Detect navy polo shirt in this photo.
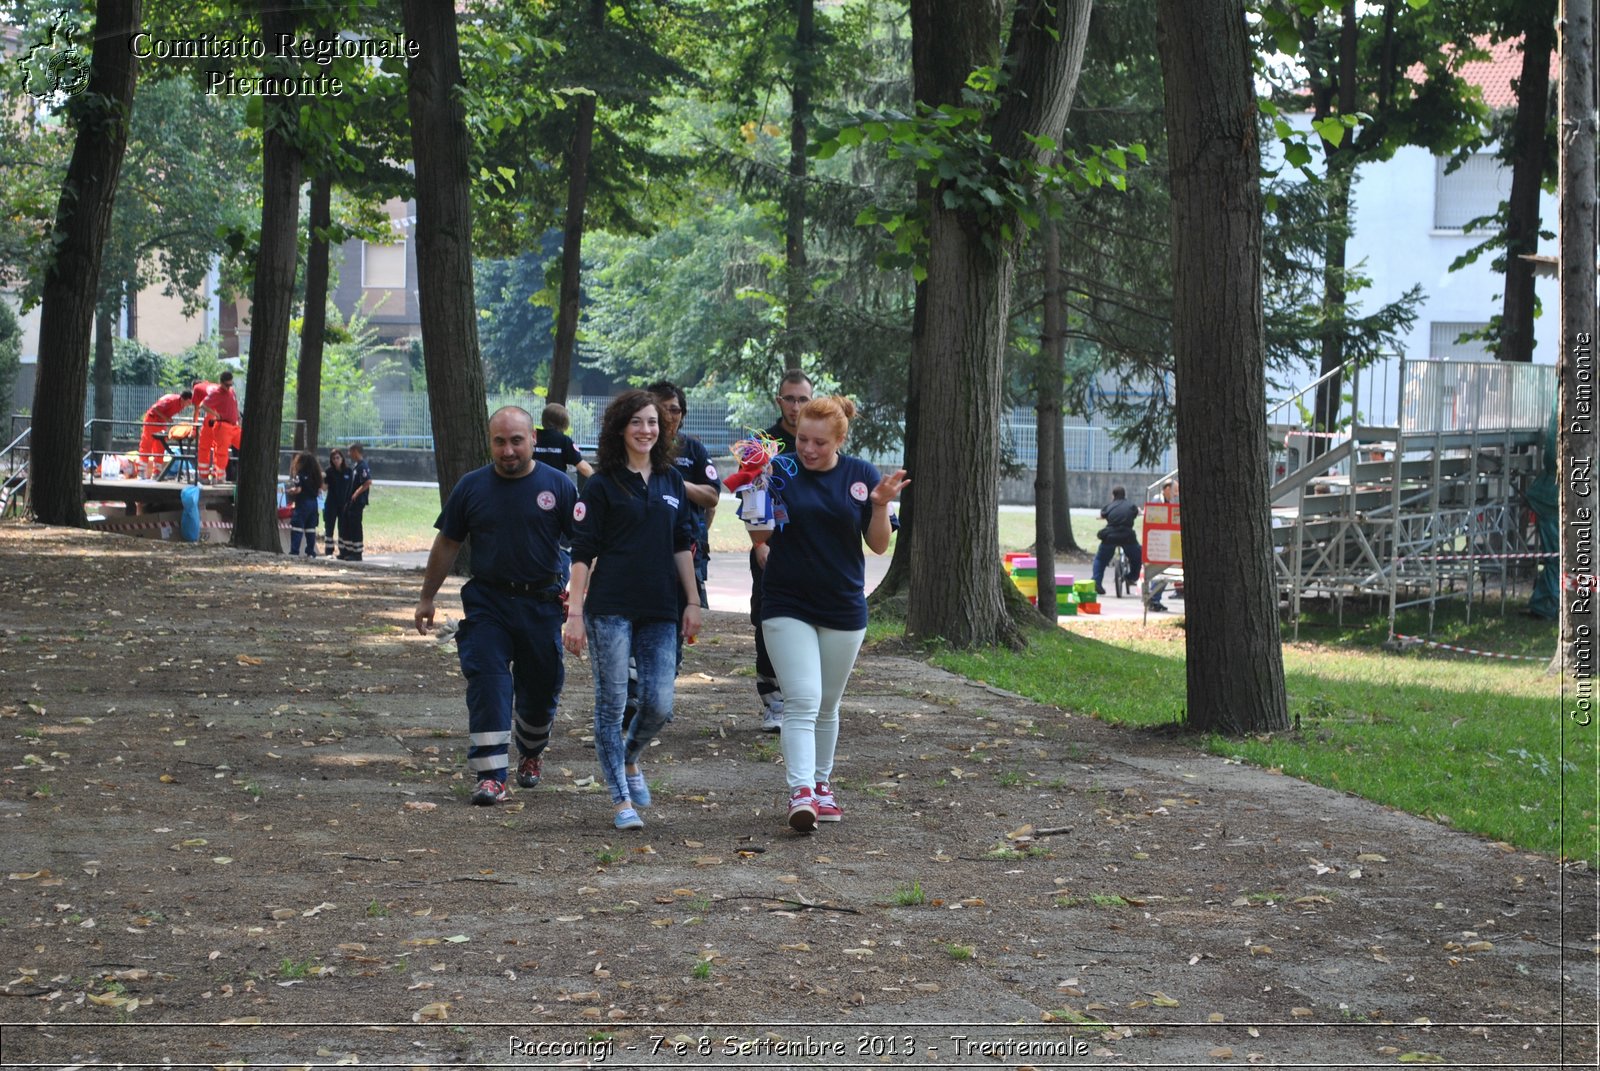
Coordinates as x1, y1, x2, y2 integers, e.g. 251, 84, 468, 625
571, 466, 694, 621
764, 420, 796, 455
435, 462, 575, 584
760, 454, 884, 631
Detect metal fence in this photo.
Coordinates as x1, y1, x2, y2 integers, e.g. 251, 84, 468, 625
50, 386, 1175, 473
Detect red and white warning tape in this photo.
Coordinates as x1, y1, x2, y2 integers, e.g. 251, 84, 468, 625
1391, 633, 1546, 662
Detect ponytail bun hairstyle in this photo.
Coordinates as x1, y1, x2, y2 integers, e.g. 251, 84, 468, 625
797, 395, 855, 444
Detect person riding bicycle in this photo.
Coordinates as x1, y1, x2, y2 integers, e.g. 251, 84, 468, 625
1092, 485, 1142, 596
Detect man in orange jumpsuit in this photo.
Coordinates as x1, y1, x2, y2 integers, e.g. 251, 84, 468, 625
194, 370, 242, 483
137, 389, 193, 478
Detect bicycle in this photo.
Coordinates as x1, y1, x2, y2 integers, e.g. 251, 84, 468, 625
1112, 544, 1131, 598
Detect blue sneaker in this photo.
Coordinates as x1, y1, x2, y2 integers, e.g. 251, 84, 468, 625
614, 807, 644, 831
625, 770, 651, 808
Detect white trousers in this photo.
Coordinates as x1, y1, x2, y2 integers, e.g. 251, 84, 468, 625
761, 616, 866, 790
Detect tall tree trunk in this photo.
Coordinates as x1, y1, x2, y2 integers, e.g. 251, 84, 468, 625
91, 303, 115, 458
870, 278, 923, 605
125, 284, 138, 340
1053, 446, 1079, 554
784, 0, 814, 364
1034, 214, 1063, 620
233, 8, 303, 552
547, 92, 596, 406
1157, 0, 1289, 734
404, 0, 490, 536
297, 170, 333, 450
904, 0, 1091, 649
1500, 5, 1555, 363
1555, 0, 1597, 682
29, 0, 140, 527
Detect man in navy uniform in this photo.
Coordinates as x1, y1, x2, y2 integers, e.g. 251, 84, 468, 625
338, 443, 373, 561
414, 407, 577, 806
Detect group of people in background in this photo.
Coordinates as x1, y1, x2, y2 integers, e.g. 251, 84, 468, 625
136, 370, 241, 482
286, 443, 371, 561
414, 373, 906, 835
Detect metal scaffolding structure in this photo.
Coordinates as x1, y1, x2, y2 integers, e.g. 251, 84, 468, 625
1267, 357, 1554, 639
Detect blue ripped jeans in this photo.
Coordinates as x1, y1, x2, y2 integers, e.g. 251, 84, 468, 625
587, 615, 677, 806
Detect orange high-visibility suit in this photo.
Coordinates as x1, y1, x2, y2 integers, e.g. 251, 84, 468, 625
138, 393, 191, 478
195, 381, 242, 482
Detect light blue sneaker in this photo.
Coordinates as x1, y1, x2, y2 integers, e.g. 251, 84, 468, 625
614, 807, 644, 831
625, 770, 651, 808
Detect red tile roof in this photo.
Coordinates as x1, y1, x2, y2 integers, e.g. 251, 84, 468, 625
1421, 35, 1557, 110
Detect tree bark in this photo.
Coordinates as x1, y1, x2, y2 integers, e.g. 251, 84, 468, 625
1034, 214, 1063, 620
904, 0, 1091, 649
296, 170, 333, 450
1555, 0, 1597, 678
233, 6, 303, 552
404, 0, 490, 536
1156, 0, 1289, 734
784, 0, 814, 364
547, 92, 596, 406
91, 303, 115, 458
29, 0, 140, 527
1053, 446, 1080, 554
1500, 5, 1555, 363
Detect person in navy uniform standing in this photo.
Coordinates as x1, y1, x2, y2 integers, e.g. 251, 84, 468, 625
754, 395, 907, 832
647, 380, 719, 609
752, 369, 812, 732
287, 451, 323, 558
414, 407, 577, 806
338, 443, 372, 561
563, 390, 702, 831
322, 448, 352, 552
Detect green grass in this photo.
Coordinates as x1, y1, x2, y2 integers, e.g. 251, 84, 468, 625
362, 486, 445, 551
934, 602, 1588, 864
691, 958, 712, 980
891, 881, 926, 906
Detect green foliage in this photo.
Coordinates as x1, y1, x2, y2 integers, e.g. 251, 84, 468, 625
476, 243, 559, 391
817, 71, 1144, 267
0, 299, 21, 414
283, 304, 397, 441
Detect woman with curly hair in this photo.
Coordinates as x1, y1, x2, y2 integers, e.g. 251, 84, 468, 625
563, 390, 702, 830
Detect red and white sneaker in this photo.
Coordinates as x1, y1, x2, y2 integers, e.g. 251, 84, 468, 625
470, 778, 507, 806
813, 782, 842, 822
787, 787, 818, 832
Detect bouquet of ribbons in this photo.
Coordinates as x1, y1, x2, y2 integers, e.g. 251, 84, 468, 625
724, 432, 786, 531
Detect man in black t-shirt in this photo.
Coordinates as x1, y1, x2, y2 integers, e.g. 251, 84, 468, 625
751, 369, 812, 732
648, 381, 719, 608
414, 407, 576, 807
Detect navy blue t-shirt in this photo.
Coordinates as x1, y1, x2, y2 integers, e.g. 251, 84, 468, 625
760, 454, 883, 631
435, 462, 576, 584
291, 470, 319, 506
672, 433, 719, 559
571, 466, 694, 621
323, 463, 352, 511
533, 427, 585, 474
348, 458, 372, 508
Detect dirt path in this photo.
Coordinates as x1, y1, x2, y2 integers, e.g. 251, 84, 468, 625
0, 523, 1592, 1068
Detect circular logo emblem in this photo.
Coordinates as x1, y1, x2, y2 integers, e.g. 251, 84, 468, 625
705, 463, 718, 481
536, 491, 556, 511
573, 501, 588, 522
850, 481, 869, 502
